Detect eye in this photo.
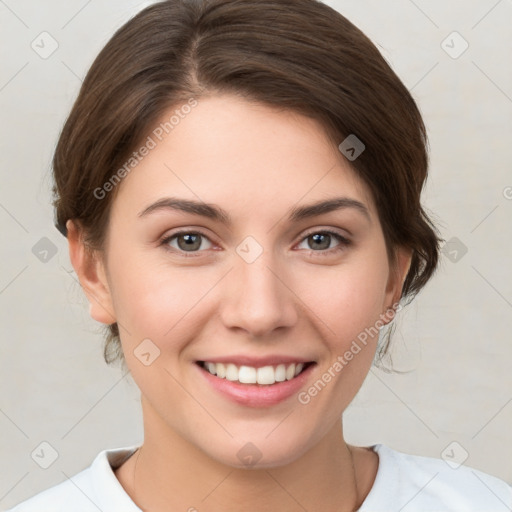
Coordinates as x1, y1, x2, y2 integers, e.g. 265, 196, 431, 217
296, 230, 351, 256
160, 228, 351, 258
160, 230, 214, 256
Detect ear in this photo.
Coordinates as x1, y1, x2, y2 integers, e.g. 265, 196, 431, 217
382, 245, 412, 324
66, 219, 116, 325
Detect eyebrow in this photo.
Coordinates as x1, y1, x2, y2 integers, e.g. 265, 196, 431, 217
138, 196, 371, 224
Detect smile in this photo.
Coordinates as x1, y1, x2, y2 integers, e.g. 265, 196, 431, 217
197, 361, 314, 385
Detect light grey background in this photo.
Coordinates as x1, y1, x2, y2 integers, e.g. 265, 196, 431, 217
1, 0, 511, 508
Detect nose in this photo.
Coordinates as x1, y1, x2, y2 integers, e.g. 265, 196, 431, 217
219, 249, 299, 338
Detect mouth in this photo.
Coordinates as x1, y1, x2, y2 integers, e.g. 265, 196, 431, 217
196, 360, 316, 386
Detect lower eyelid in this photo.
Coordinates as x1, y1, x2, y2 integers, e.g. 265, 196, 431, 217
296, 231, 351, 251
161, 231, 213, 251
161, 230, 350, 255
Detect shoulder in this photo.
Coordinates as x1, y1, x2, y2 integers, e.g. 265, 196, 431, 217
4, 445, 141, 512
359, 444, 512, 512
4, 467, 94, 512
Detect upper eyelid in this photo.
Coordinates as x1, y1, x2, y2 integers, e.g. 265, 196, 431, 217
161, 227, 350, 248
300, 227, 350, 239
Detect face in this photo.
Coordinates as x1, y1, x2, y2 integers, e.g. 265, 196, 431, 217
74, 94, 409, 468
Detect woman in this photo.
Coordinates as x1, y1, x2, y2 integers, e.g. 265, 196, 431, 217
7, 0, 511, 510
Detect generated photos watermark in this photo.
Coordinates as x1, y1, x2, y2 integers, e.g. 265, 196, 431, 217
298, 302, 402, 405
93, 97, 198, 200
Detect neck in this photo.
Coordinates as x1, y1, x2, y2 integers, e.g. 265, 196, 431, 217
118, 398, 371, 512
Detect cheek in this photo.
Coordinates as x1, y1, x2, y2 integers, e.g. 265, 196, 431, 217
107, 237, 390, 356
302, 253, 390, 343
289, 261, 389, 432
107, 251, 214, 346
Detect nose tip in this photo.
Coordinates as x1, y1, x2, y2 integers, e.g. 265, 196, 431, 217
220, 255, 298, 337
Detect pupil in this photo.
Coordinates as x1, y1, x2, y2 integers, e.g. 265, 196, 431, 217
178, 234, 200, 251
311, 233, 329, 250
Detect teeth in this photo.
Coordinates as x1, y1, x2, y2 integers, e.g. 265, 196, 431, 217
216, 362, 226, 378
201, 361, 308, 385
225, 363, 238, 381
275, 364, 286, 382
238, 365, 257, 384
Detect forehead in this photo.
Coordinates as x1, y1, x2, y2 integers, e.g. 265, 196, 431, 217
111, 94, 376, 220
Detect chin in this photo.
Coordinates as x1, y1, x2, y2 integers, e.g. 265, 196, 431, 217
197, 428, 316, 470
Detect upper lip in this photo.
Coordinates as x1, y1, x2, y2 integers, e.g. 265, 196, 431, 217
197, 355, 316, 368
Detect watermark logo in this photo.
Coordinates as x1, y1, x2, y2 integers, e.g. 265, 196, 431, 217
441, 236, 468, 263
441, 31, 469, 60
339, 134, 365, 161
236, 442, 262, 467
32, 237, 58, 263
31, 441, 59, 469
441, 441, 469, 469
134, 338, 161, 366
236, 236, 264, 264
31, 31, 59, 59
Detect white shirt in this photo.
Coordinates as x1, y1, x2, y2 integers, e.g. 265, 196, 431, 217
5, 444, 512, 511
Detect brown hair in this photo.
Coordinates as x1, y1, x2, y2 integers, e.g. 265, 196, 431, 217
52, 0, 443, 371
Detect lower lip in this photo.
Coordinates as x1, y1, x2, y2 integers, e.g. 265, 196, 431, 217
195, 362, 316, 408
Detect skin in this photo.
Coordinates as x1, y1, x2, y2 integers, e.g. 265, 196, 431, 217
67, 94, 411, 511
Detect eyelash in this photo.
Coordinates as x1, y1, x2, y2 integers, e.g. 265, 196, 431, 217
159, 229, 351, 258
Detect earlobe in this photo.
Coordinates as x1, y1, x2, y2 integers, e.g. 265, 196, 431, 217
66, 219, 116, 325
